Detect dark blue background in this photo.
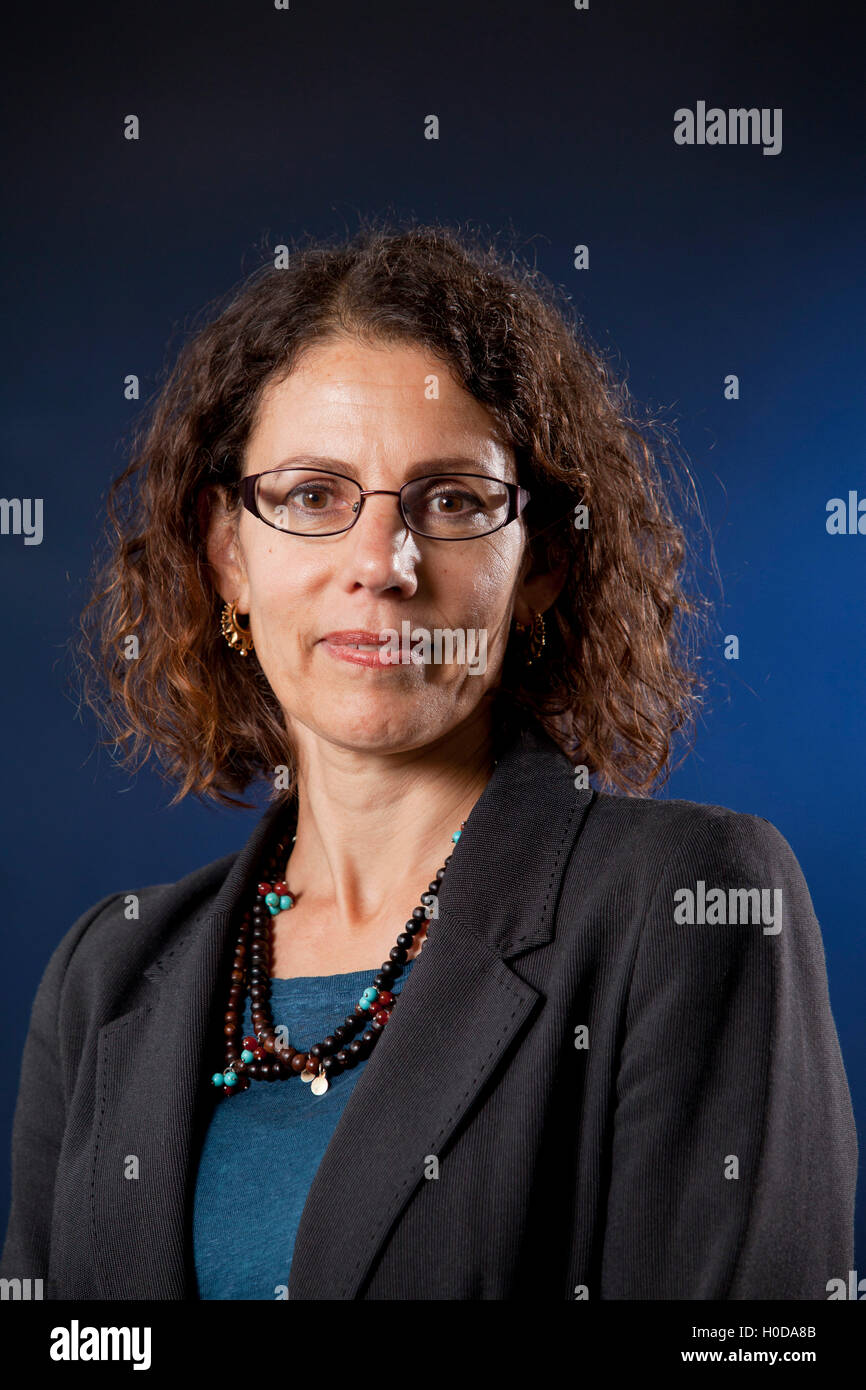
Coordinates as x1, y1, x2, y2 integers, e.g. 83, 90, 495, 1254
2, 0, 863, 1271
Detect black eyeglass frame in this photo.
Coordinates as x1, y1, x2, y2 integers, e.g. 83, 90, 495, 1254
237, 466, 531, 540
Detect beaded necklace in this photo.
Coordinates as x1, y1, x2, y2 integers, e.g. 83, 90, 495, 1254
210, 815, 466, 1099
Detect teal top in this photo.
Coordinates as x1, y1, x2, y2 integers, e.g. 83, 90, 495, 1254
192, 957, 417, 1300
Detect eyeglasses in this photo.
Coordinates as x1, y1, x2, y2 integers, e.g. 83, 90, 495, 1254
238, 466, 531, 540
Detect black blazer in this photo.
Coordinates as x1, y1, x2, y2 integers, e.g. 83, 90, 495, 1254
0, 718, 857, 1299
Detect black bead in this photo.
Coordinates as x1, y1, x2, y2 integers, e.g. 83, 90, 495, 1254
427, 882, 440, 895
321, 1036, 338, 1055
389, 946, 408, 964
309, 1043, 323, 1060
435, 868, 446, 881
322, 1055, 343, 1076
348, 1040, 365, 1058
334, 1025, 351, 1043
336, 1048, 356, 1068
411, 906, 427, 921
396, 933, 413, 949
379, 961, 397, 978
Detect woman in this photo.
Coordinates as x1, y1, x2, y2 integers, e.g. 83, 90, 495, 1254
1, 223, 856, 1300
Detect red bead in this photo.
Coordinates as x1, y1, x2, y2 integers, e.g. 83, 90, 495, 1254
257, 882, 272, 895
253, 1046, 266, 1061
242, 1036, 257, 1049
377, 990, 395, 1007
273, 881, 287, 895
373, 1009, 391, 1025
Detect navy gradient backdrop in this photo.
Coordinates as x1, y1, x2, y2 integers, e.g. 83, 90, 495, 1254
2, 0, 863, 1270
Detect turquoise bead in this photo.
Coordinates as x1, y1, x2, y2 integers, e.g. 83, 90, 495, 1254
452, 829, 461, 842
240, 1049, 254, 1063
265, 892, 279, 908
279, 894, 293, 910
361, 987, 378, 1001
358, 998, 371, 1010
211, 1072, 225, 1087
223, 1071, 238, 1087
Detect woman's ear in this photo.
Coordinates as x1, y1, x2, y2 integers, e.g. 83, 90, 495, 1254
512, 541, 569, 627
199, 484, 250, 610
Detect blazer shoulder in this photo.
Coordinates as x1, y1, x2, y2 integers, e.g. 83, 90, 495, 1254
584, 788, 798, 872
582, 794, 821, 975
569, 793, 811, 933
49, 847, 241, 1021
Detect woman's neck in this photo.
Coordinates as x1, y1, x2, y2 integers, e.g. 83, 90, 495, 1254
281, 719, 495, 932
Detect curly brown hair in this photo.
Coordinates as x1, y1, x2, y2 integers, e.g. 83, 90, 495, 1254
73, 217, 713, 809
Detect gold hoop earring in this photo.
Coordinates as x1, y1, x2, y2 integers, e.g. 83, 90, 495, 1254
514, 609, 546, 665
220, 600, 254, 656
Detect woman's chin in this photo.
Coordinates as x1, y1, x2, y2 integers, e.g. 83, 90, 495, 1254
285, 697, 440, 751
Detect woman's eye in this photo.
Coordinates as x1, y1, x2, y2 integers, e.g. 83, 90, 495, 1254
289, 486, 332, 509
427, 490, 477, 512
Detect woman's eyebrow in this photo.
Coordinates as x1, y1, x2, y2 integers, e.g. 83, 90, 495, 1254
266, 453, 506, 480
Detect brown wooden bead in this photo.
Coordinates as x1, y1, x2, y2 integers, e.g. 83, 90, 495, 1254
290, 1053, 308, 1074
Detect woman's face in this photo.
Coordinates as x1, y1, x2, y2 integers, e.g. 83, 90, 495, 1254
207, 336, 555, 757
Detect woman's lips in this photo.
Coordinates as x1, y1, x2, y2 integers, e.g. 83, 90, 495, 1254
321, 630, 390, 645
322, 643, 395, 667
320, 631, 396, 668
